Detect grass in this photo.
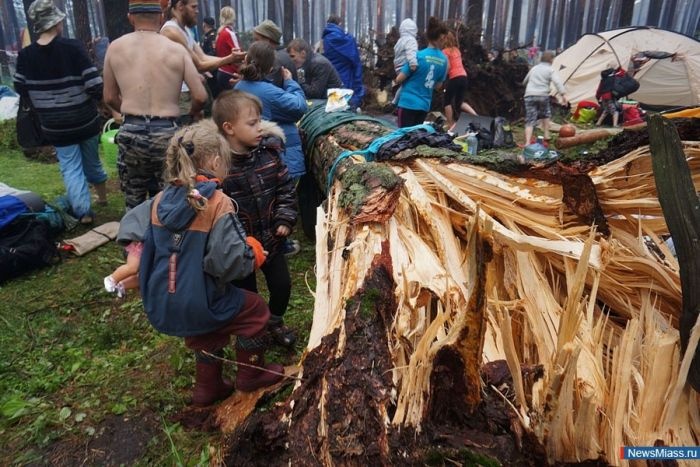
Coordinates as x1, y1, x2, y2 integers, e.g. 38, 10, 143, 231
0, 121, 316, 464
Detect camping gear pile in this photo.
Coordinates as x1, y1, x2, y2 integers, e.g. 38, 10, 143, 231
219, 109, 699, 466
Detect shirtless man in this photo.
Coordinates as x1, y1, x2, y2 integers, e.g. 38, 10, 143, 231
161, 0, 244, 73
102, 0, 207, 209
162, 0, 245, 121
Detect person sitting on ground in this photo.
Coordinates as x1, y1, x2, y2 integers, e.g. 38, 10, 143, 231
595, 65, 623, 127
103, 0, 207, 210
214, 89, 300, 348
393, 17, 449, 128
322, 15, 365, 109
14, 0, 108, 225
118, 120, 284, 406
252, 20, 298, 88
522, 50, 568, 146
287, 38, 343, 100
441, 30, 478, 131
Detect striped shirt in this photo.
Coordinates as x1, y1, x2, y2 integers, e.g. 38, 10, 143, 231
14, 37, 102, 147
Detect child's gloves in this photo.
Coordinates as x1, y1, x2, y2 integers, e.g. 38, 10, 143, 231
246, 236, 266, 269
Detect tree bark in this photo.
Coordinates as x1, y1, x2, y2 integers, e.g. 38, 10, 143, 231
103, 0, 131, 42
72, 0, 92, 49
283, 0, 293, 44
648, 114, 700, 391
22, 0, 38, 43
416, 0, 425, 32
302, 0, 310, 42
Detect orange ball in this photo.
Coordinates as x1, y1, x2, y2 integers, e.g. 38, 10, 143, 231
559, 124, 576, 138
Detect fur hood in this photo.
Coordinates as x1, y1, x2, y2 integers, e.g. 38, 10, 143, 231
260, 119, 286, 143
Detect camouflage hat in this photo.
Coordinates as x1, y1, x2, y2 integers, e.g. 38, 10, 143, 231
28, 0, 66, 34
254, 20, 282, 45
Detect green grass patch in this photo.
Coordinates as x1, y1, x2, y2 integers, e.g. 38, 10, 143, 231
0, 125, 316, 464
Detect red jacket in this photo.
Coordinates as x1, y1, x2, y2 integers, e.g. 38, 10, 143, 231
215, 26, 241, 75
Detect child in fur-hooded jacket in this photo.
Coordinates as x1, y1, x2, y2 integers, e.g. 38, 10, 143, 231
221, 119, 297, 257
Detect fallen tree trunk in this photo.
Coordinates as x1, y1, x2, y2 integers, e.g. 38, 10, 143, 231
223, 114, 700, 466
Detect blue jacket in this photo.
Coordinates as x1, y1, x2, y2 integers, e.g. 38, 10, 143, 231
322, 23, 365, 108
235, 79, 308, 178
119, 181, 256, 337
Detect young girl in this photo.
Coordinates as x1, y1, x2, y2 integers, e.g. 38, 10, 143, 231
213, 89, 299, 348
116, 120, 284, 406
441, 31, 478, 131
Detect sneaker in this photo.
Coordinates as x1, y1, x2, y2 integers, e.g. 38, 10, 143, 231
79, 214, 94, 225
283, 239, 301, 257
104, 275, 117, 293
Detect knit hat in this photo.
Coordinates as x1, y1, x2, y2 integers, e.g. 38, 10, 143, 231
28, 0, 66, 34
128, 0, 163, 14
254, 20, 282, 44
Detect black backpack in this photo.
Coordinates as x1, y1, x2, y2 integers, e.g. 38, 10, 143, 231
0, 217, 59, 283
492, 117, 515, 148
612, 73, 640, 98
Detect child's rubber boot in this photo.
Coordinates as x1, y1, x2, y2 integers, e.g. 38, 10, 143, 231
235, 333, 284, 392
191, 350, 234, 407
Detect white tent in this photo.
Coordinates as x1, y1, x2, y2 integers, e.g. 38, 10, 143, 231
552, 27, 700, 107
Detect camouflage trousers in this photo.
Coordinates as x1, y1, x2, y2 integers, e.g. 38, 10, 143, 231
116, 117, 177, 209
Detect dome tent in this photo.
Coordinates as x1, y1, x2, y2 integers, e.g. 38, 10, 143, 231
552, 27, 700, 108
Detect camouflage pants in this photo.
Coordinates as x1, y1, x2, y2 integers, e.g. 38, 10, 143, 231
116, 118, 177, 209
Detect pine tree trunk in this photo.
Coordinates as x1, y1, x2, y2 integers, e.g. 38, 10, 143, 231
283, 0, 293, 44
22, 0, 37, 42
103, 0, 131, 42
72, 0, 92, 49
302, 0, 310, 42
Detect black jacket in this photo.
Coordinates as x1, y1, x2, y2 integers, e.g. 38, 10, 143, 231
222, 122, 297, 257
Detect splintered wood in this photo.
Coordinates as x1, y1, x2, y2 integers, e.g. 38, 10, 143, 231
308, 143, 700, 465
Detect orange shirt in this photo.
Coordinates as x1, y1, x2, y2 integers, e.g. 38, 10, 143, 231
443, 47, 467, 80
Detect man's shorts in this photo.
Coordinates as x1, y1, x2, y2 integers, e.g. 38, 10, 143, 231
524, 95, 552, 127
116, 115, 177, 209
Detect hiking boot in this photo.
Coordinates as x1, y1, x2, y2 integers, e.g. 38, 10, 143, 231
268, 315, 297, 348
235, 333, 284, 392
283, 239, 301, 257
269, 322, 297, 348
191, 351, 234, 407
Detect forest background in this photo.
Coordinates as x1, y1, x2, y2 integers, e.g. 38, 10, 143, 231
0, 0, 699, 88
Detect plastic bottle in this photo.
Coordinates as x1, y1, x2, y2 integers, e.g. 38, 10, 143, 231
466, 132, 479, 156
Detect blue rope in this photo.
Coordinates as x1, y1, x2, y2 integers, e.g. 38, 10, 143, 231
326, 124, 435, 191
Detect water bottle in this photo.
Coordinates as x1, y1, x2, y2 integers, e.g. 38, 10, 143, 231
466, 132, 479, 156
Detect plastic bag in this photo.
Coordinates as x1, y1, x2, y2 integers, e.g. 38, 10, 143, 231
325, 88, 354, 113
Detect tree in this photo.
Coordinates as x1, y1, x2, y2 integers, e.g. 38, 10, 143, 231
416, 1, 424, 32
283, 0, 293, 43
21, 0, 37, 42
302, 0, 310, 42
103, 0, 130, 41
72, 0, 92, 48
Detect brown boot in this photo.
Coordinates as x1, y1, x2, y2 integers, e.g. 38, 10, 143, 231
94, 182, 108, 206
235, 335, 284, 392
191, 351, 234, 407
